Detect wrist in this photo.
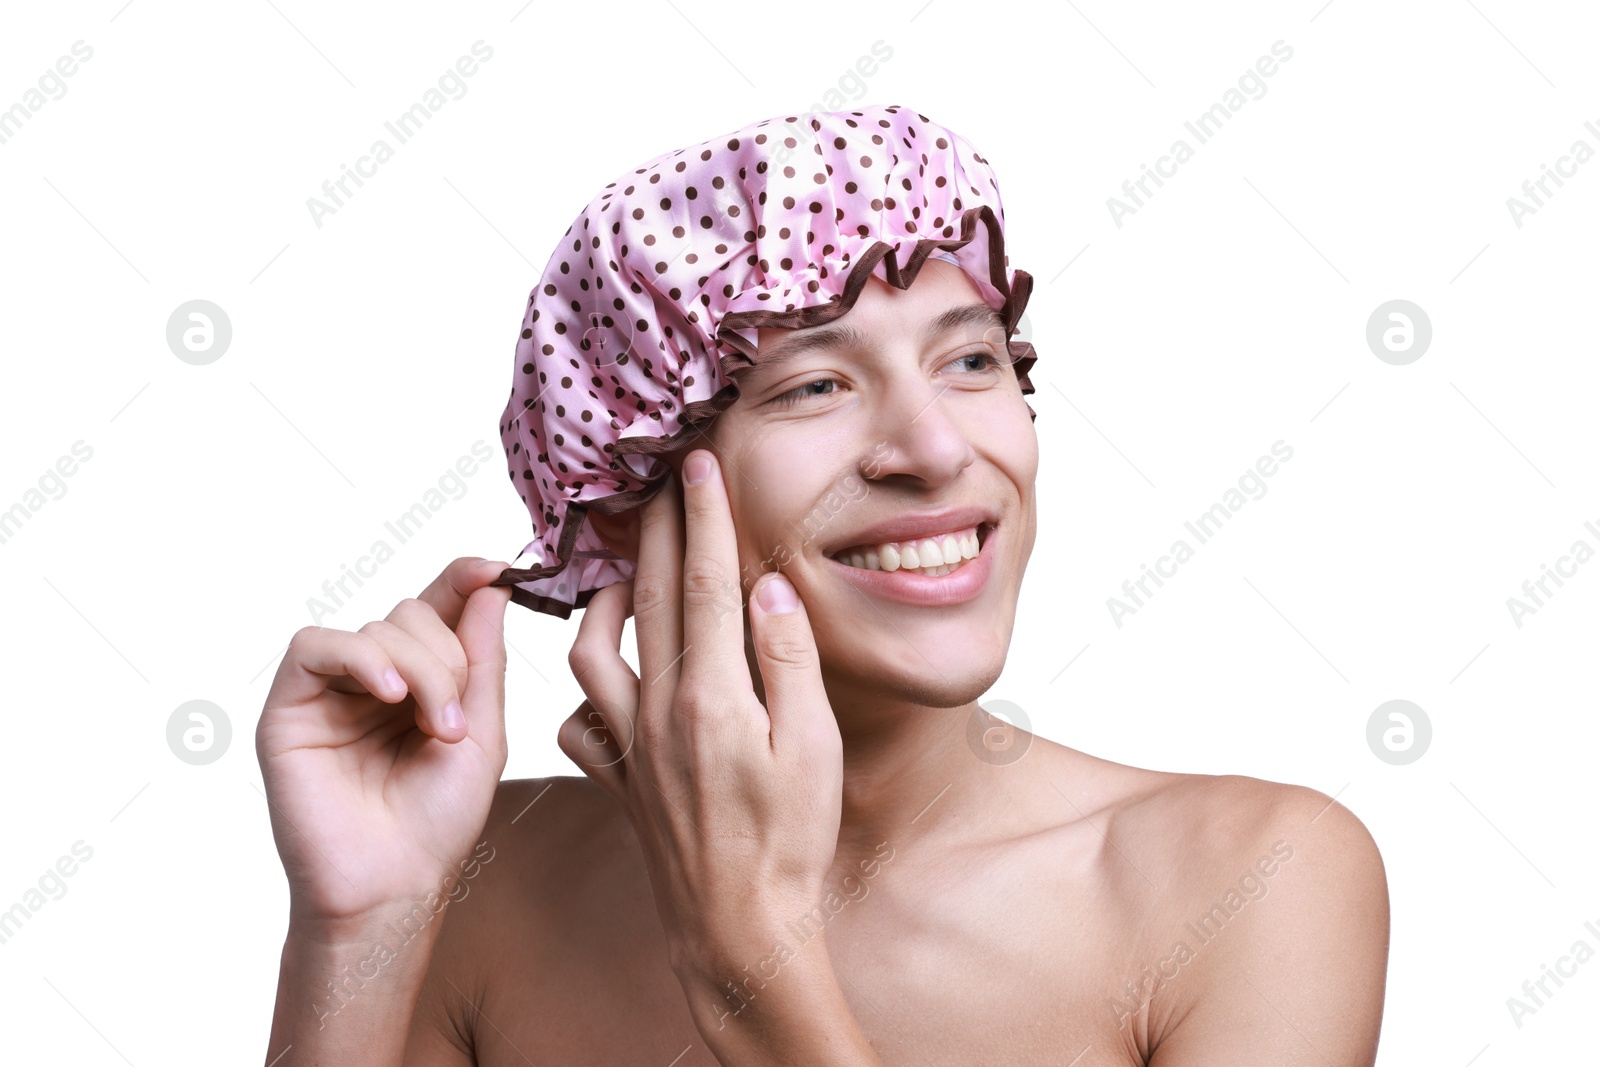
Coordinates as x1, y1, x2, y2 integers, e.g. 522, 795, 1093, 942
674, 918, 839, 1030
680, 938, 883, 1064
666, 890, 810, 979
272, 908, 446, 1056
287, 891, 454, 954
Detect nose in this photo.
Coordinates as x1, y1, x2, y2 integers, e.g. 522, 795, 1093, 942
861, 372, 977, 485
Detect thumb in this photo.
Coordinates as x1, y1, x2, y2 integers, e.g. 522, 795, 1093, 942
456, 577, 513, 751
749, 572, 834, 755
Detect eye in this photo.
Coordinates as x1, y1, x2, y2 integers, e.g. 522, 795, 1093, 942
767, 349, 1003, 408
948, 350, 1004, 375
770, 377, 841, 408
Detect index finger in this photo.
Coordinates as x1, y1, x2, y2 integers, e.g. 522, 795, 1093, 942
419, 557, 510, 632
677, 449, 750, 692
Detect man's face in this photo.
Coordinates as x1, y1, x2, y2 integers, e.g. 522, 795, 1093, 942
701, 260, 1039, 709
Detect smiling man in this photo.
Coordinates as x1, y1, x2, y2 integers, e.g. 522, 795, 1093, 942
258, 104, 1387, 1066
649, 262, 1035, 720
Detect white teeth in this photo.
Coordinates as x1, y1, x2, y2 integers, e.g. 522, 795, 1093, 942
831, 524, 989, 573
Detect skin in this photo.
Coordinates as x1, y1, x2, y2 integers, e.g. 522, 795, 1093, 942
260, 261, 1389, 1066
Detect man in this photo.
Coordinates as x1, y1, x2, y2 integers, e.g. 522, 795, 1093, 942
259, 105, 1387, 1065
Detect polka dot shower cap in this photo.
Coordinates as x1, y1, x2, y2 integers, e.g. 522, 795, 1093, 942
490, 102, 1039, 618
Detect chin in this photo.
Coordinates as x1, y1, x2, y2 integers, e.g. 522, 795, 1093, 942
819, 628, 1010, 710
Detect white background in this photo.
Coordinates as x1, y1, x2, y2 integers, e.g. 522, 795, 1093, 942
1, 0, 1596, 1062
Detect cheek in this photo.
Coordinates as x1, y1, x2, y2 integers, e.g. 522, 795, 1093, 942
737, 532, 777, 587
1016, 429, 1040, 483
982, 399, 1039, 481
720, 448, 808, 570
720, 483, 778, 586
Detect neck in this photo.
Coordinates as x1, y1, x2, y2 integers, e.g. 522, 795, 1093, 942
828, 686, 1034, 866
742, 641, 1038, 871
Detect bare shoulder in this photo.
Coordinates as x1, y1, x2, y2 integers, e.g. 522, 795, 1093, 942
404, 776, 642, 1063
482, 774, 631, 860
1053, 746, 1383, 887
454, 775, 640, 929
1099, 768, 1390, 1065
1130, 768, 1383, 866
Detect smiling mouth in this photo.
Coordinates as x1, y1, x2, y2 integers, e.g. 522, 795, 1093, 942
827, 522, 994, 576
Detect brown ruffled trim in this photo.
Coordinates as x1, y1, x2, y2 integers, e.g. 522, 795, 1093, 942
506, 582, 605, 618
492, 203, 1038, 617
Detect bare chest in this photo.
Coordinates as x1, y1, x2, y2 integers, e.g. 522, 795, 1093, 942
473, 854, 1160, 1067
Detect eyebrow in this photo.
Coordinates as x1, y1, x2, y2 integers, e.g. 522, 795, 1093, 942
750, 302, 1006, 375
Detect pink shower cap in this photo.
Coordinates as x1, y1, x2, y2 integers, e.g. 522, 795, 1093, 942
490, 102, 1038, 618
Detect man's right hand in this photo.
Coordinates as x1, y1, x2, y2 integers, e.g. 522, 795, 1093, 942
256, 556, 514, 937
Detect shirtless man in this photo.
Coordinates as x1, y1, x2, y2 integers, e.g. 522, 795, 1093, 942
259, 102, 1388, 1063
258, 254, 1388, 1065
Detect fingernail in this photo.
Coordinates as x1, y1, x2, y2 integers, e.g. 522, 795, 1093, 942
442, 700, 465, 730
684, 452, 712, 486
757, 574, 798, 614
383, 668, 405, 694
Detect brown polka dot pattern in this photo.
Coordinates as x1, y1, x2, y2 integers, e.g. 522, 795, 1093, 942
491, 103, 1039, 619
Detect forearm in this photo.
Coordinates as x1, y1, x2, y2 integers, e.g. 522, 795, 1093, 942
676, 928, 885, 1067
265, 912, 446, 1066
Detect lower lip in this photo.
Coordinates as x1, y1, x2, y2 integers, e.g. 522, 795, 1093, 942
825, 525, 997, 606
